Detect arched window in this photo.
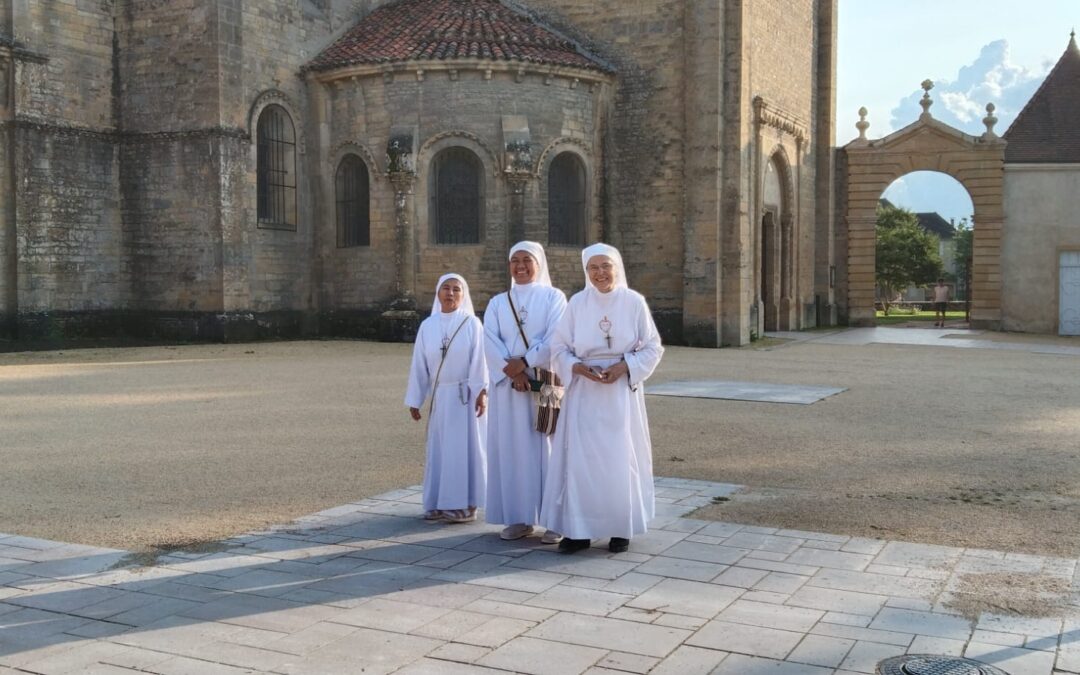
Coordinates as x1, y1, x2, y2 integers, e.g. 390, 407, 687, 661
256, 105, 297, 229
336, 154, 370, 247
431, 147, 482, 244
548, 152, 586, 246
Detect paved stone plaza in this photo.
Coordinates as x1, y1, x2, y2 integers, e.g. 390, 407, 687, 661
3, 478, 1080, 675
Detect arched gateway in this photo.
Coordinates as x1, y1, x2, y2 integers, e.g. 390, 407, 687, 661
840, 82, 1006, 328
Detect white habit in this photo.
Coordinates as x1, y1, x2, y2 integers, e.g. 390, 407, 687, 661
484, 281, 567, 525
539, 253, 664, 540
405, 306, 488, 512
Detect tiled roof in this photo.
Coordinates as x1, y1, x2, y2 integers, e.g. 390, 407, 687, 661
1004, 35, 1080, 163
916, 212, 955, 239
307, 0, 610, 73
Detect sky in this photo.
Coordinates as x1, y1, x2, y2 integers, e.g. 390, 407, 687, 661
837, 0, 1079, 224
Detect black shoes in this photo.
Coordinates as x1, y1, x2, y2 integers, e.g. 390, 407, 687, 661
558, 538, 591, 554
556, 537, 629, 554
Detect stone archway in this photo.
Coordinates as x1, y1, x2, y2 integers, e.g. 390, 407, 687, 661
840, 84, 1006, 328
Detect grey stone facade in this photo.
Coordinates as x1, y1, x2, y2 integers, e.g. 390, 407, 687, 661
0, 0, 837, 346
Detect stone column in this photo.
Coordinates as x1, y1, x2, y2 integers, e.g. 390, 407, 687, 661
388, 169, 417, 309
378, 168, 420, 342
814, 0, 838, 326
0, 50, 14, 339
505, 172, 530, 245
502, 117, 533, 247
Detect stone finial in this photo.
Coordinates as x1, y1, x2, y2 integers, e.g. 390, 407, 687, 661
920, 79, 934, 119
856, 107, 870, 141
1071, 29, 1078, 51
982, 102, 999, 139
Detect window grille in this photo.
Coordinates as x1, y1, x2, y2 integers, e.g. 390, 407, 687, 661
336, 154, 370, 247
256, 105, 297, 229
432, 148, 481, 244
548, 152, 586, 245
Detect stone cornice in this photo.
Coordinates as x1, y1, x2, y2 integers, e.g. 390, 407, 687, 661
753, 96, 809, 144
0, 36, 49, 64
4, 118, 249, 142
307, 58, 610, 88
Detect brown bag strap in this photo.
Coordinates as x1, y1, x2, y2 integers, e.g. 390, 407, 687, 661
506, 291, 531, 352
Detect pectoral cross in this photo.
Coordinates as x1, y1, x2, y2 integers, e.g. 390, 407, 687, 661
599, 316, 613, 349
441, 336, 451, 359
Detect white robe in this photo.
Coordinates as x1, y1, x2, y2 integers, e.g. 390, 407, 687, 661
405, 311, 488, 512
483, 283, 568, 525
539, 287, 664, 540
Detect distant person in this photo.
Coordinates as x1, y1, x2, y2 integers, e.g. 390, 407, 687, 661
405, 274, 488, 523
933, 278, 949, 327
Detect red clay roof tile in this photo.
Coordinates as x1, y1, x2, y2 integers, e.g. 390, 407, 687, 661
307, 0, 610, 73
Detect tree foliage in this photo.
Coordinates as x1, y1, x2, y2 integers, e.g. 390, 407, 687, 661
952, 219, 973, 299
876, 204, 943, 313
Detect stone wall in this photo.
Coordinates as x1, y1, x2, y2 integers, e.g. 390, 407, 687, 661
4, 0, 122, 339
315, 67, 606, 313
1002, 165, 1080, 334
741, 0, 825, 337
223, 0, 367, 332
508, 0, 690, 333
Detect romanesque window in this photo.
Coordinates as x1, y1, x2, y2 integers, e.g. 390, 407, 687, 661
548, 152, 586, 246
256, 105, 297, 229
431, 147, 482, 245
336, 154, 370, 247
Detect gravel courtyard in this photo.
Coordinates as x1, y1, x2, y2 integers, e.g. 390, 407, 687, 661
2, 331, 1079, 556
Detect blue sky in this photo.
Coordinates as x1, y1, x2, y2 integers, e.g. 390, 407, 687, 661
837, 0, 1079, 223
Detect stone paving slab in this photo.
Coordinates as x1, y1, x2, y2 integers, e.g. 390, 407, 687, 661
3, 478, 1080, 675
646, 380, 847, 405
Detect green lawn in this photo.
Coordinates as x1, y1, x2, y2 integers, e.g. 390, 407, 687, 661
876, 310, 967, 325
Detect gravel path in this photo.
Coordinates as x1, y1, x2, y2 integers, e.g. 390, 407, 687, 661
2, 334, 1078, 556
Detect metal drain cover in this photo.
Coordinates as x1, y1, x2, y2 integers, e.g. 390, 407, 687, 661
877, 654, 1011, 675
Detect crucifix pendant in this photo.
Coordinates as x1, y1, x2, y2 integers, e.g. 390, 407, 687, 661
441, 337, 450, 358
599, 316, 613, 350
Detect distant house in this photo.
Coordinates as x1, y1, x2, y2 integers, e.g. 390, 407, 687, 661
878, 199, 959, 301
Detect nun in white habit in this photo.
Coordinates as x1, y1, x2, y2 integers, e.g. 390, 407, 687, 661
405, 273, 488, 523
483, 242, 568, 542
539, 243, 664, 553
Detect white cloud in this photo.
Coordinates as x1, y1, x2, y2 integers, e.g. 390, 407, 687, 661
888, 40, 1048, 135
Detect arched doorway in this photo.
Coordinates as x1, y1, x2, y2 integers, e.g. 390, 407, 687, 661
876, 171, 975, 326
840, 89, 1005, 329
759, 153, 796, 331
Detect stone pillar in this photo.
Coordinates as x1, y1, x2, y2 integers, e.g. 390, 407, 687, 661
388, 170, 417, 308
814, 0, 838, 326
682, 0, 725, 346
0, 50, 14, 338
505, 173, 530, 245
502, 116, 533, 247
970, 216, 1003, 329
845, 214, 877, 326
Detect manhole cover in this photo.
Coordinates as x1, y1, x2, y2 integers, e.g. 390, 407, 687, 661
877, 654, 1011, 675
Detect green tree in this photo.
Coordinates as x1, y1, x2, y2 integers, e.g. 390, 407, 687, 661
876, 204, 943, 314
952, 219, 973, 301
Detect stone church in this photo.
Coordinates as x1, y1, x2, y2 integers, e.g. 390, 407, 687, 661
0, 0, 838, 347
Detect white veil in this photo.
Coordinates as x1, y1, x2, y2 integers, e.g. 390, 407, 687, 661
431, 273, 475, 315
580, 242, 628, 291
509, 241, 552, 287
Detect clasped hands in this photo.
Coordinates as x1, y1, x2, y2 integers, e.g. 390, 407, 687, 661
573, 360, 629, 384
503, 357, 531, 392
